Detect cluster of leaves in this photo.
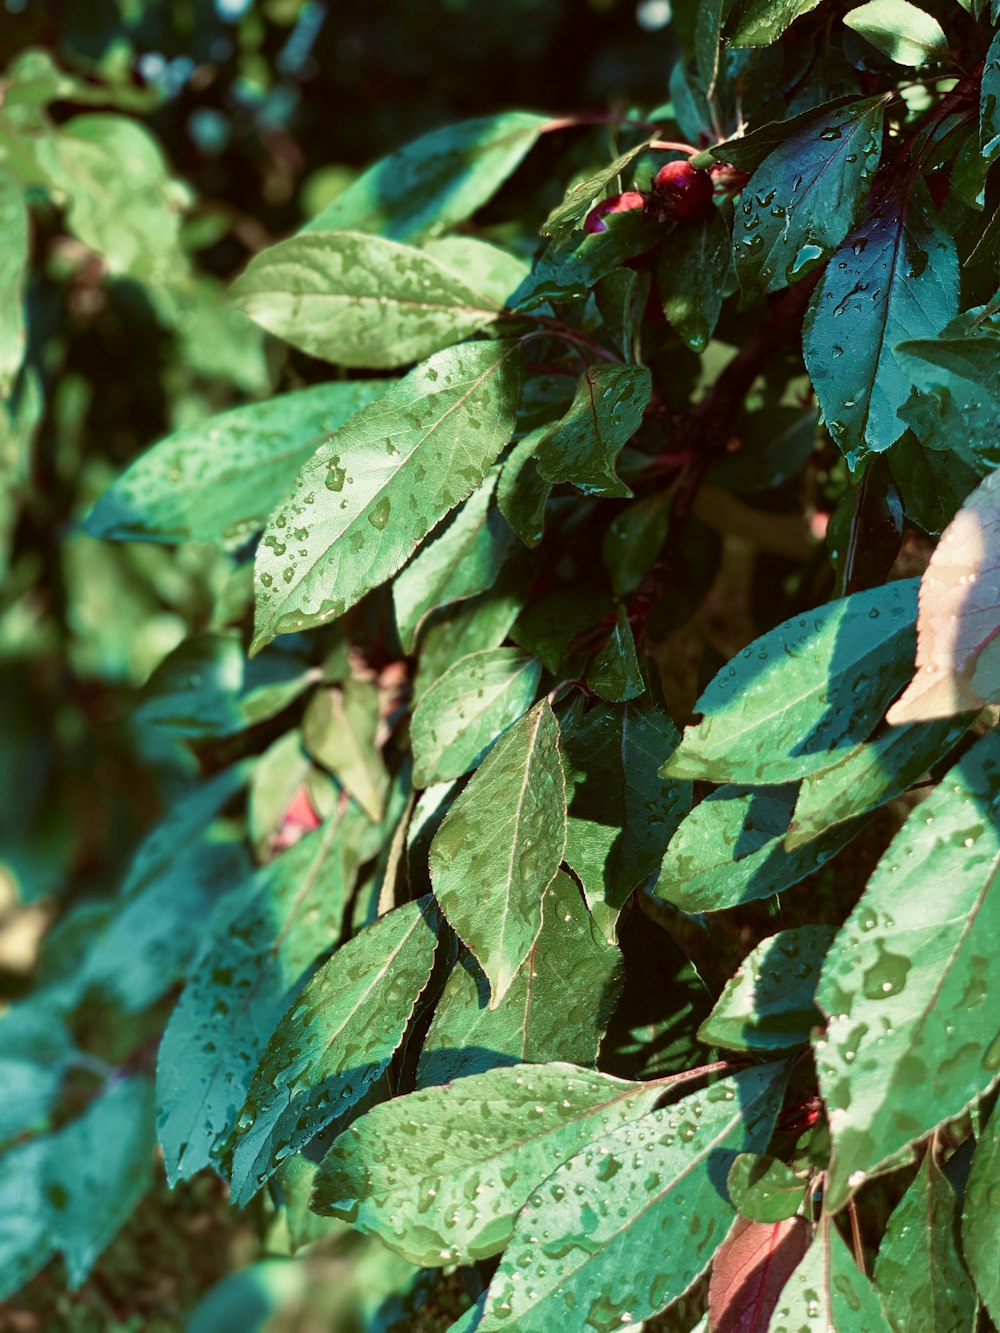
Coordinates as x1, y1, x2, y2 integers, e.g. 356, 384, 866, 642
2, 0, 1000, 1328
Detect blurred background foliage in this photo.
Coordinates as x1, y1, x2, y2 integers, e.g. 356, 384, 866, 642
0, 0, 681, 1327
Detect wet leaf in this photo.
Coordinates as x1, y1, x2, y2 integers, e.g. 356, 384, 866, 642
156, 814, 368, 1182
228, 897, 439, 1204
497, 429, 552, 548
303, 678, 388, 823
653, 784, 864, 911
312, 1061, 665, 1267
252, 339, 522, 649
84, 381, 390, 545
725, 0, 823, 46
411, 647, 541, 787
587, 607, 646, 702
658, 204, 730, 350
477, 1065, 788, 1331
513, 212, 661, 311
393, 471, 517, 653
602, 490, 671, 597
417, 870, 622, 1086
709, 1215, 810, 1331
887, 468, 1000, 723
698, 927, 835, 1053
541, 142, 653, 245
770, 1219, 891, 1330
961, 1101, 1000, 1323
726, 1155, 807, 1224
803, 176, 958, 467
843, 1, 948, 67
873, 1151, 976, 1333
814, 729, 1000, 1212
562, 701, 690, 941
535, 364, 651, 499
734, 97, 887, 297
429, 700, 566, 1005
661, 581, 919, 784
303, 113, 547, 241
231, 230, 509, 368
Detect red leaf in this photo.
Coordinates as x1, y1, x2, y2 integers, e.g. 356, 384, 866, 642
709, 1214, 811, 1333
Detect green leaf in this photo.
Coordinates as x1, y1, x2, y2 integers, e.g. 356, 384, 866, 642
248, 731, 314, 859
707, 406, 818, 495
541, 141, 654, 245
0, 1139, 55, 1299
156, 814, 367, 1182
896, 307, 1000, 479
512, 212, 661, 310
133, 634, 314, 739
497, 429, 552, 548
843, 1, 949, 67
888, 430, 982, 536
725, 0, 823, 46
0, 169, 27, 394
655, 784, 865, 912
535, 364, 651, 498
734, 97, 887, 297
0, 999, 72, 1142
423, 236, 530, 310
303, 678, 388, 823
512, 581, 614, 674
302, 113, 548, 242
708, 96, 859, 173
562, 702, 690, 940
603, 490, 671, 597
231, 230, 509, 368
695, 0, 727, 91
84, 381, 391, 545
726, 1154, 806, 1223
874, 1151, 976, 1333
312, 1062, 667, 1266
48, 114, 189, 281
698, 927, 836, 1052
814, 729, 1000, 1212
773, 1220, 891, 1330
252, 339, 522, 649
662, 581, 919, 785
477, 1065, 787, 1331
45, 1077, 155, 1289
982, 30, 1000, 168
785, 714, 974, 848
429, 700, 566, 1005
393, 471, 516, 653
803, 177, 959, 468
411, 647, 542, 787
229, 896, 439, 1204
416, 871, 622, 1087
587, 607, 645, 702
658, 204, 730, 349
962, 1102, 1000, 1323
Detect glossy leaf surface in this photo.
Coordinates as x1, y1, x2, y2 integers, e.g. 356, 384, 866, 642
961, 1102, 1000, 1323
844, 1, 948, 66
726, 1154, 806, 1223
535, 364, 651, 499
771, 1220, 892, 1330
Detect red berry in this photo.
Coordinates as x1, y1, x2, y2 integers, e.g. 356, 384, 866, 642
583, 190, 647, 234
650, 160, 714, 223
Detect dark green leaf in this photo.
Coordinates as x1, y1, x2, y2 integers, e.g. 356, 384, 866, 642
497, 429, 552, 548
535, 364, 651, 498
45, 1077, 155, 1289
659, 204, 730, 349
695, 0, 727, 91
815, 729, 1000, 1211
773, 1220, 892, 1329
477, 1065, 788, 1331
411, 647, 541, 787
708, 97, 859, 173
983, 30, 1000, 168
562, 702, 690, 939
803, 177, 959, 467
698, 926, 835, 1051
84, 381, 390, 545
662, 581, 918, 784
727, 1153, 806, 1223
541, 142, 654, 245
512, 212, 661, 310
734, 97, 887, 296
417, 871, 622, 1087
874, 1151, 976, 1333
313, 1062, 667, 1265
393, 472, 516, 653
303, 113, 547, 241
231, 231, 509, 368
843, 1, 949, 66
888, 430, 983, 536
962, 1102, 1000, 1323
0, 999, 72, 1142
228, 897, 439, 1204
303, 678, 388, 823
429, 700, 566, 1004
707, 406, 818, 495
0, 1139, 55, 1299
156, 814, 367, 1182
725, 0, 823, 46
587, 607, 645, 701
602, 491, 671, 596
252, 339, 522, 649
786, 714, 974, 848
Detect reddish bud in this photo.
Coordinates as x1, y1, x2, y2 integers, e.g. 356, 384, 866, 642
650, 160, 714, 223
710, 160, 751, 194
583, 189, 647, 234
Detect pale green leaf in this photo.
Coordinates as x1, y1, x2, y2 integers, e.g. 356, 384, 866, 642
252, 339, 522, 648
0, 169, 28, 394
772, 1220, 891, 1330
725, 0, 823, 46
302, 678, 388, 823
844, 1, 949, 66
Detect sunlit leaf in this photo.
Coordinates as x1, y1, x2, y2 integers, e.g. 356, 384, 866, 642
844, 0, 949, 67
708, 1215, 810, 1331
